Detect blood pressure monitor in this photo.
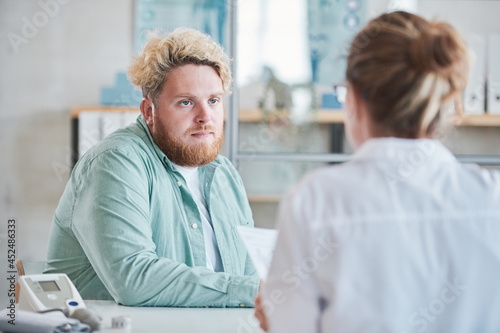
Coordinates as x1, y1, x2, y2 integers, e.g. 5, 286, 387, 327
18, 274, 86, 314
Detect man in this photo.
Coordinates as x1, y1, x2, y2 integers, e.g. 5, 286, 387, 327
45, 28, 259, 307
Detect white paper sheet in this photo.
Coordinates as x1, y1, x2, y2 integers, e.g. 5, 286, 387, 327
237, 226, 278, 281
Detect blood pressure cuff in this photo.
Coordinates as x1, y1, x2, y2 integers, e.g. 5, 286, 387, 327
0, 310, 90, 333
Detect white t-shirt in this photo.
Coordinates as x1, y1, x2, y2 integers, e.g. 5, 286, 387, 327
172, 163, 223, 272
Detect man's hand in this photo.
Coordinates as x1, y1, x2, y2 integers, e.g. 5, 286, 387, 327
254, 281, 269, 332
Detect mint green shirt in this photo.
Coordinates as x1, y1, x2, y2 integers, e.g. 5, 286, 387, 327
45, 115, 259, 307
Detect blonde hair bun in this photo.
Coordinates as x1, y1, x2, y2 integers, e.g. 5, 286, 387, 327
409, 22, 468, 82
347, 11, 469, 138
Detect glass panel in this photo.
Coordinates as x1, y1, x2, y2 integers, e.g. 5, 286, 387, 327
237, 0, 366, 153
238, 122, 334, 153
239, 161, 329, 228
134, 0, 227, 52
239, 160, 327, 195
250, 201, 280, 229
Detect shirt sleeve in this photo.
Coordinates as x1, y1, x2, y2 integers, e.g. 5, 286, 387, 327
244, 252, 259, 277
262, 191, 323, 332
71, 148, 259, 307
239, 183, 259, 279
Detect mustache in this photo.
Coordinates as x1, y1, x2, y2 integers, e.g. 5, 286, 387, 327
187, 125, 217, 134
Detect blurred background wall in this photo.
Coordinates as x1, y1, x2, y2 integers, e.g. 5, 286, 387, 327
1, 0, 134, 264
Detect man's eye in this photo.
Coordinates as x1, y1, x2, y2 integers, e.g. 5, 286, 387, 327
180, 100, 191, 106
209, 98, 219, 105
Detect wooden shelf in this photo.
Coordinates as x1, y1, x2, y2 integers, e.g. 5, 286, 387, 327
71, 106, 139, 118
71, 106, 500, 127
238, 109, 345, 124
453, 114, 500, 127
247, 194, 282, 203
240, 110, 500, 127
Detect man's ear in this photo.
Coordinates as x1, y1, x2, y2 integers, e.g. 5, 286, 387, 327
141, 98, 154, 126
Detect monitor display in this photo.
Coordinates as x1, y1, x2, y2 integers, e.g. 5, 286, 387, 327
39, 281, 60, 292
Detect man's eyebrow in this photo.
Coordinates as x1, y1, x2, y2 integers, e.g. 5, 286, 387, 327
173, 93, 196, 98
173, 92, 225, 98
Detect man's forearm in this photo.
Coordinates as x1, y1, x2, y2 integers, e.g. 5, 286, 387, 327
98, 255, 260, 307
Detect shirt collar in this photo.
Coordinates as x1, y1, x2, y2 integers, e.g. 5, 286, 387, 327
136, 114, 175, 171
351, 137, 458, 165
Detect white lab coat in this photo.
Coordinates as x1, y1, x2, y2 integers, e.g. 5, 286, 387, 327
263, 138, 500, 333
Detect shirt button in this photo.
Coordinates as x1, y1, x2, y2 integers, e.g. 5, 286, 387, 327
177, 182, 182, 187
239, 303, 246, 308
191, 223, 198, 229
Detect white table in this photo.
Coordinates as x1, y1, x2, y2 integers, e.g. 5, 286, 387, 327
85, 300, 264, 333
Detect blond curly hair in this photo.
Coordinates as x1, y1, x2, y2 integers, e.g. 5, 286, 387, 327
128, 28, 232, 106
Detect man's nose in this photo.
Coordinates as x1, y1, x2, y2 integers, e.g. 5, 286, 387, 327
196, 103, 211, 123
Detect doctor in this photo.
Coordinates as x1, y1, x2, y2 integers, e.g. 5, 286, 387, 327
256, 11, 500, 332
